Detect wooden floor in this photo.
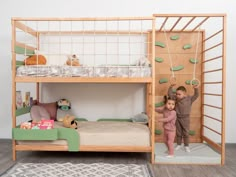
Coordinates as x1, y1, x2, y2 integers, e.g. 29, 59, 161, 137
0, 139, 236, 177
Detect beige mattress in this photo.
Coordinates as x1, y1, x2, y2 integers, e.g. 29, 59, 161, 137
17, 121, 150, 146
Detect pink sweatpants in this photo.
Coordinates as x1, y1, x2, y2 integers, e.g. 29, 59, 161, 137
164, 129, 176, 155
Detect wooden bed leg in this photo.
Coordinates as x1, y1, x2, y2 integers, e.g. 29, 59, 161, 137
12, 140, 16, 161
151, 151, 155, 164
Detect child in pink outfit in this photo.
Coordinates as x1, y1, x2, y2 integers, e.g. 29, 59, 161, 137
155, 96, 176, 157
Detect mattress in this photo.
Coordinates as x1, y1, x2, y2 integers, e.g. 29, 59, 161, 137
17, 121, 150, 146
16, 65, 151, 77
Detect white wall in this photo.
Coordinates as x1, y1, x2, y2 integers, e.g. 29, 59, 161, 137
0, 0, 235, 143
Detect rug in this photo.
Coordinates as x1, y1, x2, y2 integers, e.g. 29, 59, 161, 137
1, 162, 153, 177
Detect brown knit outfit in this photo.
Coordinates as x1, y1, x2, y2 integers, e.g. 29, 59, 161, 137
168, 87, 199, 146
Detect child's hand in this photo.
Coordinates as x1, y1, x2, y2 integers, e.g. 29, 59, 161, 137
170, 83, 176, 87
193, 83, 199, 88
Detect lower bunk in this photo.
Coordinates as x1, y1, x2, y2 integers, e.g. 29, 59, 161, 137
13, 121, 152, 159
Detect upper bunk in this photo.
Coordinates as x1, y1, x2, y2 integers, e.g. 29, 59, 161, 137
12, 17, 155, 83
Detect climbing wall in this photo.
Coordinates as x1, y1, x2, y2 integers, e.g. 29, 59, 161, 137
153, 31, 202, 143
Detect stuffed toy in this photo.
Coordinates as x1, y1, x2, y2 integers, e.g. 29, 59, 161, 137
24, 55, 47, 65
57, 99, 72, 121
57, 99, 71, 111
63, 114, 78, 129
66, 54, 80, 66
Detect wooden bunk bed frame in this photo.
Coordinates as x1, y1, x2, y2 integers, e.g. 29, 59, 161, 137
11, 14, 226, 165
11, 17, 156, 163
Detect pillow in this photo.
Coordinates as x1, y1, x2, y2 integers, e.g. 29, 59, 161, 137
30, 105, 50, 122
131, 113, 148, 123
37, 102, 57, 120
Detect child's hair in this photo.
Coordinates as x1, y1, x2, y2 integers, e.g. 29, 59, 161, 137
176, 86, 187, 92
163, 95, 176, 104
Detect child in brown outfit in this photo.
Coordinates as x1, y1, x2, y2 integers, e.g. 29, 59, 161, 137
168, 84, 199, 152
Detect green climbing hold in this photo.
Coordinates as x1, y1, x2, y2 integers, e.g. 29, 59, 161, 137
155, 101, 164, 108
170, 65, 184, 71
185, 80, 199, 85
155, 57, 164, 63
189, 58, 199, 64
159, 78, 168, 84
183, 44, 192, 50
170, 35, 179, 40
189, 130, 196, 136
155, 129, 162, 135
155, 41, 165, 48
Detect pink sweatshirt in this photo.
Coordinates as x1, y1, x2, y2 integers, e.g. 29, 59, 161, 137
155, 107, 177, 131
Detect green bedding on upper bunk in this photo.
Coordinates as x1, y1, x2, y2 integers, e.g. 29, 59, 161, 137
15, 45, 35, 56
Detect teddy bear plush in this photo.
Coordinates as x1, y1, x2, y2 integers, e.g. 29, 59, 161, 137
24, 55, 47, 65
66, 54, 80, 66
63, 115, 78, 129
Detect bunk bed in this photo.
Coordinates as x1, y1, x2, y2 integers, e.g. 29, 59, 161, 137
12, 14, 226, 165
11, 17, 156, 163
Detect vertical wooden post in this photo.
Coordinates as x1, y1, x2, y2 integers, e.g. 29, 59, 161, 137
201, 31, 205, 143
221, 14, 227, 166
36, 30, 40, 102
151, 17, 156, 164
11, 19, 16, 161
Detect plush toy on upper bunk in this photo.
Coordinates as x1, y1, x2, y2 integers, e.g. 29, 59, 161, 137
66, 54, 80, 66
24, 55, 47, 65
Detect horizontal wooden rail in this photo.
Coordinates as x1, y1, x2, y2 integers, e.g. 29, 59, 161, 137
15, 77, 153, 83
39, 30, 149, 35
15, 21, 37, 37
203, 125, 221, 135
203, 81, 222, 84
202, 136, 221, 153
13, 17, 154, 21
203, 104, 222, 109
203, 29, 223, 42
192, 17, 209, 31
203, 93, 222, 96
202, 42, 223, 53
203, 68, 222, 74
153, 14, 226, 17
203, 55, 222, 63
15, 144, 152, 152
203, 114, 222, 122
